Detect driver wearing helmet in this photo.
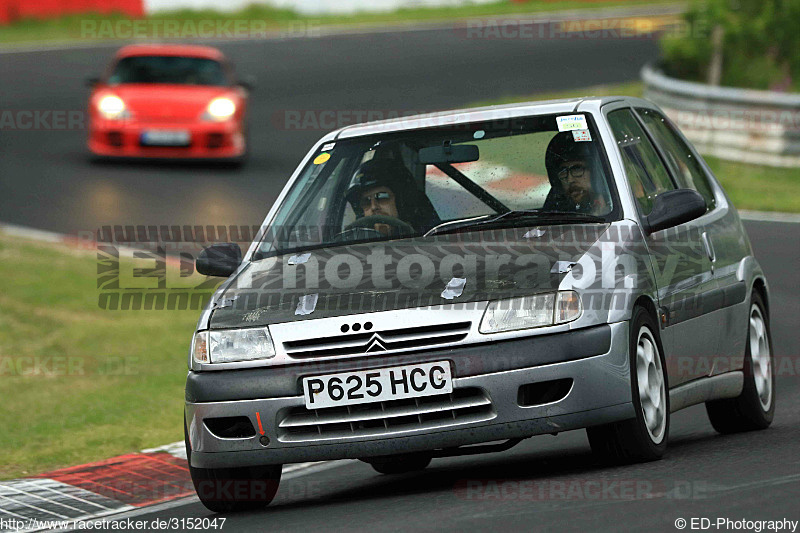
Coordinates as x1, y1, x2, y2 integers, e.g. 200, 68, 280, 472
359, 186, 399, 220
345, 158, 418, 236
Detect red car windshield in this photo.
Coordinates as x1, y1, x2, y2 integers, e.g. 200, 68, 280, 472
107, 56, 228, 86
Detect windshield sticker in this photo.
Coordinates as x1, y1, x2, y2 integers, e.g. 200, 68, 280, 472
313, 153, 331, 165
321, 142, 335, 151
473, 130, 485, 139
295, 293, 319, 316
441, 277, 467, 300
288, 252, 311, 265
556, 115, 588, 132
572, 129, 592, 142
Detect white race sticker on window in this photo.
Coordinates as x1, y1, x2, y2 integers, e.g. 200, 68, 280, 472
572, 129, 592, 142
557, 115, 588, 132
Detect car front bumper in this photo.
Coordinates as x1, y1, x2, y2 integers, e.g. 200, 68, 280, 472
185, 321, 634, 469
88, 117, 245, 159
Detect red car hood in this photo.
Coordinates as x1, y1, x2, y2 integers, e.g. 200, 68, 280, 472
107, 84, 234, 121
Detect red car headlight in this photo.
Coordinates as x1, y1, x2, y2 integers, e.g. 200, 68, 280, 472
96, 94, 130, 120
203, 97, 236, 121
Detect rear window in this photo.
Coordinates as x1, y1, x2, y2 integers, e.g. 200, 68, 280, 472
108, 56, 228, 86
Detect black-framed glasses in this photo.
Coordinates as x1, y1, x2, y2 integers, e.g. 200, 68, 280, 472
360, 191, 393, 209
557, 163, 587, 181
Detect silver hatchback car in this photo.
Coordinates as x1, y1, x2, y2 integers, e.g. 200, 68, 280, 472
185, 97, 774, 512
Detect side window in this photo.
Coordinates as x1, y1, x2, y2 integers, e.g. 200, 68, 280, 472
636, 108, 716, 210
607, 109, 675, 216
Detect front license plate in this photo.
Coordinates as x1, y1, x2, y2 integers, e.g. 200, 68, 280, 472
303, 361, 453, 409
140, 129, 190, 146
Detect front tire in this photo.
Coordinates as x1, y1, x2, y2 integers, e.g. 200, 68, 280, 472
705, 291, 775, 433
185, 419, 281, 513
587, 306, 669, 463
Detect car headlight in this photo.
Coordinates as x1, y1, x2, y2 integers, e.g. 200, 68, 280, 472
192, 327, 275, 364
97, 94, 129, 119
479, 291, 582, 334
203, 97, 236, 121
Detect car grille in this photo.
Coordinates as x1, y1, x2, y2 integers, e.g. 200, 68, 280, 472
277, 387, 494, 442
282, 321, 471, 358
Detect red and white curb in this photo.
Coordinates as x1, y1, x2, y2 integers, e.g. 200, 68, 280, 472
0, 441, 329, 532
0, 447, 187, 531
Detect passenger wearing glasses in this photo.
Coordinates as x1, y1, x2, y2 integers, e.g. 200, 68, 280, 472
544, 131, 610, 216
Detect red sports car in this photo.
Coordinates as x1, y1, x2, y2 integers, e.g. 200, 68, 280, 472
87, 44, 249, 162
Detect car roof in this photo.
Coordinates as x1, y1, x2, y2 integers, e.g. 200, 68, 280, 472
115, 44, 225, 60
330, 96, 635, 140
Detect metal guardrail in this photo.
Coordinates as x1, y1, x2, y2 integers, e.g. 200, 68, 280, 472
642, 64, 800, 167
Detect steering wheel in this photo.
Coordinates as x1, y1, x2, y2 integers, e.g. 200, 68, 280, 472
337, 215, 415, 241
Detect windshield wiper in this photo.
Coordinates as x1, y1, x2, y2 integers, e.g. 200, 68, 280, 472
251, 230, 426, 261
423, 214, 495, 237
425, 210, 605, 237
483, 209, 606, 225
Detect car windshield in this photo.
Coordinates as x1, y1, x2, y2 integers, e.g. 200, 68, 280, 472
107, 56, 228, 86
255, 113, 617, 258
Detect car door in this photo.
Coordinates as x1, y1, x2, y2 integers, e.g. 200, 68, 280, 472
605, 105, 720, 386
634, 107, 750, 374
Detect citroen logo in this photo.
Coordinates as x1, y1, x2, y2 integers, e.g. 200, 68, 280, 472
365, 335, 387, 353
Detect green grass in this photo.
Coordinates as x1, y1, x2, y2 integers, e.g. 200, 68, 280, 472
0, 233, 211, 479
0, 0, 675, 45
469, 80, 800, 213
704, 157, 800, 213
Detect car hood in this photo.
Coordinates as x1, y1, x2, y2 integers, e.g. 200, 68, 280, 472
208, 223, 610, 329
106, 84, 232, 120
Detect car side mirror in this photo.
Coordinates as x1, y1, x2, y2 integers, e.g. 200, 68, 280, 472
645, 189, 707, 234
85, 76, 101, 87
196, 243, 242, 277
237, 75, 256, 91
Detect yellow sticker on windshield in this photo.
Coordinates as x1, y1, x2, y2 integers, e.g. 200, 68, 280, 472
313, 153, 330, 165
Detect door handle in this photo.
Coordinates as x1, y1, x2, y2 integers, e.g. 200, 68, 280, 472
701, 231, 716, 271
